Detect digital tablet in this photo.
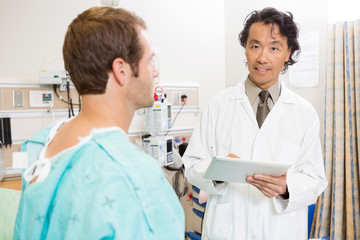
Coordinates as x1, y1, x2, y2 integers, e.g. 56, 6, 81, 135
203, 156, 291, 183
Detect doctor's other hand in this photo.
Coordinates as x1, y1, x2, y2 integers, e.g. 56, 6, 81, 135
214, 153, 240, 184
226, 153, 239, 158
246, 172, 288, 199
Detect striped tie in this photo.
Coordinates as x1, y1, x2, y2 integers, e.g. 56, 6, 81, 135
256, 90, 270, 128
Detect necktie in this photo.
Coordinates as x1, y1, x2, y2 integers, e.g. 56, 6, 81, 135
256, 90, 270, 128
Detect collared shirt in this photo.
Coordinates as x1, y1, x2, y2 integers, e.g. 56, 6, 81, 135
244, 76, 282, 115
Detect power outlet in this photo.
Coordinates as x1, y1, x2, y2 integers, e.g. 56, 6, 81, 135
172, 91, 186, 105
179, 92, 186, 104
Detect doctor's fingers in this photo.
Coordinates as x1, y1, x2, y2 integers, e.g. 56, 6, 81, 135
249, 181, 279, 198
253, 174, 287, 192
226, 153, 240, 158
255, 179, 285, 195
247, 175, 286, 196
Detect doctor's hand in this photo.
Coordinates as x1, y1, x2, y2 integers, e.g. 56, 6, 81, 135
214, 153, 240, 184
226, 153, 239, 158
246, 172, 288, 199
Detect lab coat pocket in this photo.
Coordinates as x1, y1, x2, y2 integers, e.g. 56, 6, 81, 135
204, 203, 233, 240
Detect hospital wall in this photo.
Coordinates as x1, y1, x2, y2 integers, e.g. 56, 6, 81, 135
0, 0, 226, 107
224, 0, 328, 148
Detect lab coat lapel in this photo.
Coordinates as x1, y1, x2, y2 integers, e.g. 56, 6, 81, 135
260, 84, 296, 130
230, 82, 258, 127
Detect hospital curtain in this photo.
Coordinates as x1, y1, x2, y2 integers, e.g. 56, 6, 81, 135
311, 20, 360, 240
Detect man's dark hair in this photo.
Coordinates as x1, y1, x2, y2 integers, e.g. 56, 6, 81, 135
238, 7, 300, 72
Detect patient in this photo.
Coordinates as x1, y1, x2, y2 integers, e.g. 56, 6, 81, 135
13, 7, 184, 239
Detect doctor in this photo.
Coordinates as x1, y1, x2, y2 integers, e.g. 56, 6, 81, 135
183, 7, 327, 240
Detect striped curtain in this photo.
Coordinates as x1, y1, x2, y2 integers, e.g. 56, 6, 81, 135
311, 20, 360, 240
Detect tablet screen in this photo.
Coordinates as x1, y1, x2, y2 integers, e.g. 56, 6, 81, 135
203, 156, 291, 183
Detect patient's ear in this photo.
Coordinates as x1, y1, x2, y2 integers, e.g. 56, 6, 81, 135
112, 58, 127, 86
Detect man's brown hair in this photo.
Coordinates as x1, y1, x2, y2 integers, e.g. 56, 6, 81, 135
63, 7, 146, 95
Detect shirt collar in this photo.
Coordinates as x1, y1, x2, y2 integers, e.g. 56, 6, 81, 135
245, 76, 281, 105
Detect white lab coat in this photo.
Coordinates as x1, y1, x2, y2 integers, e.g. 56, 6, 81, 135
183, 81, 327, 240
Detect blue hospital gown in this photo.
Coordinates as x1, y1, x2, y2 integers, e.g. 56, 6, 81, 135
14, 126, 185, 239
